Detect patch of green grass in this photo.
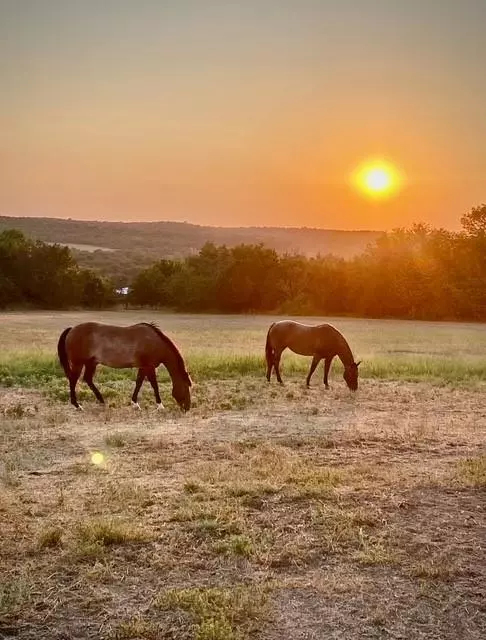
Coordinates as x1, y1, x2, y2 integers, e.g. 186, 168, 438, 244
188, 353, 268, 380
213, 534, 254, 558
109, 616, 160, 640
154, 584, 271, 640
456, 455, 486, 488
0, 354, 63, 388
3, 347, 486, 395
364, 356, 486, 385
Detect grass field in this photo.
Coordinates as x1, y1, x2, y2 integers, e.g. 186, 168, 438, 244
1, 311, 485, 639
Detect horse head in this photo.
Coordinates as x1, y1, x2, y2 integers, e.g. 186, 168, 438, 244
343, 361, 361, 391
172, 370, 192, 411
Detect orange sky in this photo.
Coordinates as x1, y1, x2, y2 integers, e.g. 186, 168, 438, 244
1, 1, 485, 230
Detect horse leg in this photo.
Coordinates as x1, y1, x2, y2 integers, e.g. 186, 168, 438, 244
323, 357, 333, 390
266, 352, 273, 382
69, 363, 83, 409
306, 355, 321, 387
131, 368, 146, 409
274, 349, 284, 384
83, 359, 104, 404
146, 367, 164, 410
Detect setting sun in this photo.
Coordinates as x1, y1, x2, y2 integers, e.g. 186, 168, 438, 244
352, 161, 403, 199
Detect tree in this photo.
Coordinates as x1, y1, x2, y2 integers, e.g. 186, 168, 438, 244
0, 229, 116, 309
129, 259, 183, 307
461, 203, 486, 237
79, 270, 114, 308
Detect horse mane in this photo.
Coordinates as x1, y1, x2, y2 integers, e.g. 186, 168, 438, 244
330, 326, 355, 366
141, 322, 191, 383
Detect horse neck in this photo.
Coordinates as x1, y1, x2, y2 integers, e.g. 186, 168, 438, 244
158, 344, 183, 384
335, 336, 354, 368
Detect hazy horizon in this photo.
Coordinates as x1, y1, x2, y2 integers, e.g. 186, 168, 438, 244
0, 212, 382, 233
2, 0, 485, 231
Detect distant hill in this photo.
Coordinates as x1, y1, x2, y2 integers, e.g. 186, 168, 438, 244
0, 216, 380, 259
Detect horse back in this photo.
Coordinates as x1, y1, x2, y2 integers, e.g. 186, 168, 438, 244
269, 320, 333, 356
64, 322, 161, 367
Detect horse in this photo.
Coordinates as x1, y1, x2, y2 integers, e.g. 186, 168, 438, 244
57, 321, 192, 411
265, 320, 361, 390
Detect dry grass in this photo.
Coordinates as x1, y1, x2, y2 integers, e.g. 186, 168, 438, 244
155, 584, 272, 640
1, 311, 486, 639
456, 455, 486, 488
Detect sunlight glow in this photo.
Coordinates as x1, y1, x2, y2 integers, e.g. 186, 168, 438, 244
352, 160, 402, 199
91, 451, 105, 465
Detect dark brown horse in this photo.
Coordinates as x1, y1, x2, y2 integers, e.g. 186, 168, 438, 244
57, 322, 192, 411
265, 320, 360, 390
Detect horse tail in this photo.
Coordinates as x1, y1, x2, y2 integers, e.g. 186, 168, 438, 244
57, 327, 72, 378
265, 323, 275, 366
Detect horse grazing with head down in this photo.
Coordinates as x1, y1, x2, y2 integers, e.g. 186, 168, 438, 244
57, 322, 192, 411
265, 320, 361, 390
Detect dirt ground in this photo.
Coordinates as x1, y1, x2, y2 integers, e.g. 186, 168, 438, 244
1, 377, 485, 639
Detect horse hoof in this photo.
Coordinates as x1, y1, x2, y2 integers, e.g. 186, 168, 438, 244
131, 401, 141, 410
156, 403, 165, 411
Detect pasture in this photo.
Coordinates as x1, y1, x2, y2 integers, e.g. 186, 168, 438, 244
1, 311, 485, 640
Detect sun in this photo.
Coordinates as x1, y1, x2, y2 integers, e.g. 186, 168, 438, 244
352, 160, 402, 199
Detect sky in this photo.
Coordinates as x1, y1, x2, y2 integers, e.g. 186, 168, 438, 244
1, 0, 485, 230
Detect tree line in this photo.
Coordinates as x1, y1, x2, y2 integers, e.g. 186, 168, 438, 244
1, 205, 486, 321
128, 205, 486, 320
0, 229, 114, 309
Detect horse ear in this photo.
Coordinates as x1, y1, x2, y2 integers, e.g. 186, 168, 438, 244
356, 361, 362, 367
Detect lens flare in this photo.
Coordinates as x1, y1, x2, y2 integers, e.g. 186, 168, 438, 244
91, 451, 105, 465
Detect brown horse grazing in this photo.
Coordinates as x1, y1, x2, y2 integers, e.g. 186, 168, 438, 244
57, 322, 192, 411
265, 320, 361, 390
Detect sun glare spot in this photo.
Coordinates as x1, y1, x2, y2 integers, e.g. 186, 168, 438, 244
352, 160, 402, 199
365, 168, 391, 192
91, 451, 105, 465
